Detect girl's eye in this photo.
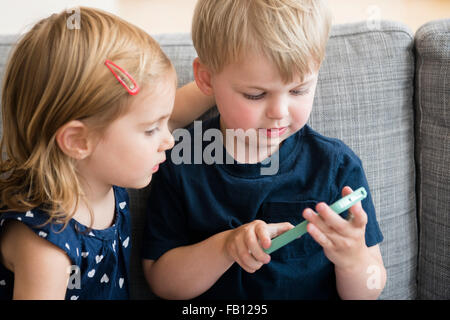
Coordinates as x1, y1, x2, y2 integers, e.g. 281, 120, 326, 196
243, 92, 266, 100
291, 88, 310, 96
145, 127, 159, 136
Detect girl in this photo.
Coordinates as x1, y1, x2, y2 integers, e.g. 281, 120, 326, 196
0, 7, 212, 299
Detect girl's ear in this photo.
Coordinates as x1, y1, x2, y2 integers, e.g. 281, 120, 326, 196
193, 57, 214, 96
55, 120, 94, 160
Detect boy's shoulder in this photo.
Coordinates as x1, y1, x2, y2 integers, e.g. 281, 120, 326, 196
301, 125, 362, 165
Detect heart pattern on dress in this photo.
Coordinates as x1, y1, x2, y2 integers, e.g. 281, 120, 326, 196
122, 237, 129, 248
100, 274, 109, 283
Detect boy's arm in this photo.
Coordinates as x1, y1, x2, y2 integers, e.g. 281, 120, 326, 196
142, 219, 292, 299
0, 221, 71, 299
335, 244, 386, 300
142, 229, 234, 300
169, 81, 215, 131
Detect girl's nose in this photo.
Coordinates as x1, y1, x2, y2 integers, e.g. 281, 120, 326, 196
159, 128, 175, 152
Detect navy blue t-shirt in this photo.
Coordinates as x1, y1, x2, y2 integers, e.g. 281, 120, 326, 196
142, 116, 383, 300
0, 186, 131, 300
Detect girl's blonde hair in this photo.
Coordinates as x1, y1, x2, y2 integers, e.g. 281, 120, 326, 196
192, 0, 332, 82
0, 7, 174, 228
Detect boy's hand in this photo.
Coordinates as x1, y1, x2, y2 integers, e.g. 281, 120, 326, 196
302, 186, 370, 270
224, 220, 294, 273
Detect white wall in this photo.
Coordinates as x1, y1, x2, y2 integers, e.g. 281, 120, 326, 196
0, 0, 118, 34
1, 0, 449, 36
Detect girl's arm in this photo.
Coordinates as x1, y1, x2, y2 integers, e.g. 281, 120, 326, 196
169, 81, 215, 131
0, 221, 71, 299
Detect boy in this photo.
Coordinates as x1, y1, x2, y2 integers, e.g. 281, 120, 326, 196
142, 0, 386, 300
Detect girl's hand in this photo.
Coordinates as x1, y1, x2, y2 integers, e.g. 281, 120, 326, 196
302, 186, 370, 270
224, 220, 294, 273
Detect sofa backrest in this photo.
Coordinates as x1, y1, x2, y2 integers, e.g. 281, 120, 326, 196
414, 19, 450, 300
0, 20, 419, 300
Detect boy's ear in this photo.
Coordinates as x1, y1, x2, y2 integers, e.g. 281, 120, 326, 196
193, 57, 214, 96
55, 120, 94, 160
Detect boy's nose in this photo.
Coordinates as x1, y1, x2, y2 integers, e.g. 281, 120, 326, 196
265, 98, 289, 120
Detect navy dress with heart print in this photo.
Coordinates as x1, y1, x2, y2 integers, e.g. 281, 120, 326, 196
0, 186, 131, 300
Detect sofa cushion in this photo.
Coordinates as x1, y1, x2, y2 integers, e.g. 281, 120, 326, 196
414, 18, 450, 300
315, 21, 417, 300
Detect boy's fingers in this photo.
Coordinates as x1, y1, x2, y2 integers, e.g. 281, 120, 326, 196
349, 201, 368, 228
235, 255, 261, 273
307, 223, 332, 249
342, 186, 367, 228
266, 222, 294, 239
237, 243, 263, 272
254, 223, 272, 249
315, 202, 348, 234
341, 186, 353, 197
303, 208, 332, 235
248, 226, 271, 263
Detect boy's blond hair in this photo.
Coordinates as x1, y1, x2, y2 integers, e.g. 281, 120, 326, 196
192, 0, 332, 82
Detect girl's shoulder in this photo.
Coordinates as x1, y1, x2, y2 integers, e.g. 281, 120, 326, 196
0, 218, 73, 299
0, 186, 131, 264
0, 208, 84, 268
0, 186, 132, 299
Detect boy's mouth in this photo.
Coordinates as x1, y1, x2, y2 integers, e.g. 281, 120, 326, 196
260, 127, 288, 138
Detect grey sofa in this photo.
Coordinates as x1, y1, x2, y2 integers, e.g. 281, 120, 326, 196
0, 19, 448, 300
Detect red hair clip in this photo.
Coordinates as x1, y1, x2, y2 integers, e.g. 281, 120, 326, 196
105, 59, 140, 95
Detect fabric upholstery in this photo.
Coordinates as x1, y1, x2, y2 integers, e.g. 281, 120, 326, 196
414, 18, 450, 300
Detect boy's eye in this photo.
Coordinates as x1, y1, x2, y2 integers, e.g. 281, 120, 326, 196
290, 88, 310, 96
243, 92, 266, 100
